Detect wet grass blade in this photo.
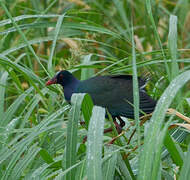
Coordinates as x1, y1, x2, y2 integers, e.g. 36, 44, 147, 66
179, 144, 190, 180
0, 71, 8, 121
168, 15, 179, 79
103, 145, 118, 180
11, 143, 41, 180
1, 87, 33, 126
131, 24, 140, 146
139, 70, 190, 179
86, 106, 105, 180
65, 93, 85, 180
117, 153, 133, 180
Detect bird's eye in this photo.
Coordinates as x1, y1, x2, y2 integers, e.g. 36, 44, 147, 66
59, 74, 63, 78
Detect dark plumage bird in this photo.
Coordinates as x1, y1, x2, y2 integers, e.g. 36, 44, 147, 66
46, 70, 156, 132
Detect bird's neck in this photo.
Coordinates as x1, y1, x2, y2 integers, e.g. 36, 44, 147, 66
63, 78, 80, 102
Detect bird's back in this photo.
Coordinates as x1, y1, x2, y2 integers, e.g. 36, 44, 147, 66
75, 75, 156, 118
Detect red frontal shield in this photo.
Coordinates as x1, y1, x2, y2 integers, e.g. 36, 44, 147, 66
46, 77, 57, 86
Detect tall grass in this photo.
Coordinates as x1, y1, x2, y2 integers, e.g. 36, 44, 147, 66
0, 0, 190, 179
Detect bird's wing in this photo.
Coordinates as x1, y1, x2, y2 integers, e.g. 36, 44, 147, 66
76, 75, 156, 118
110, 75, 148, 90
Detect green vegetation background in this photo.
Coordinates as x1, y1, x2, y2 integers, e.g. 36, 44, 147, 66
0, 0, 190, 179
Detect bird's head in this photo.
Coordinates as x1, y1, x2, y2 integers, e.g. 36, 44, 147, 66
46, 70, 75, 87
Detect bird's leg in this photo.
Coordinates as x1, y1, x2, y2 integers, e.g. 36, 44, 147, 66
82, 136, 87, 143
104, 127, 113, 133
117, 116, 125, 128
80, 121, 85, 125
113, 120, 122, 134
105, 120, 124, 144
80, 121, 85, 126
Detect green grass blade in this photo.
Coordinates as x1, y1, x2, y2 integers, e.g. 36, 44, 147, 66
62, 23, 121, 39
139, 70, 190, 179
168, 15, 179, 79
117, 153, 133, 180
1, 143, 28, 180
0, 55, 45, 99
39, 149, 54, 164
55, 160, 85, 180
164, 131, 183, 166
65, 93, 85, 180
179, 144, 190, 180
1, 87, 33, 126
48, 14, 65, 74
151, 121, 171, 179
81, 54, 94, 80
131, 24, 140, 146
75, 159, 86, 180
146, 0, 170, 77
11, 143, 41, 180
103, 145, 117, 180
107, 111, 135, 179
113, 0, 130, 38
0, 106, 68, 165
20, 88, 48, 128
0, 55, 42, 83
81, 93, 94, 129
0, 1, 49, 76
86, 106, 105, 180
0, 14, 60, 27
0, 71, 8, 121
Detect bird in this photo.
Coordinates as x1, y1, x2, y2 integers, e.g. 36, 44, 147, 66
46, 70, 156, 133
